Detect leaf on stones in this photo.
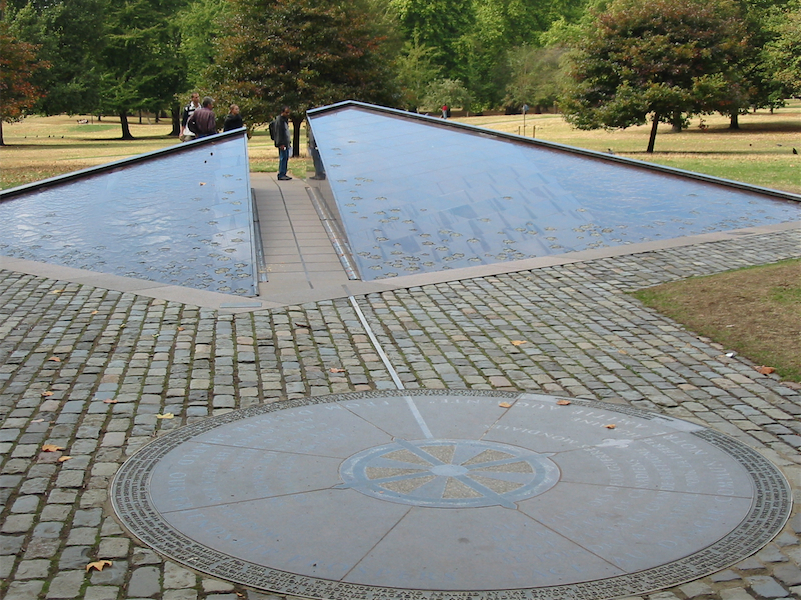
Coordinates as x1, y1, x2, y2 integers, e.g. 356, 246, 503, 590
604, 424, 616, 429
48, 356, 61, 362
85, 560, 112, 572
756, 365, 776, 375
32, 418, 44, 423
556, 400, 571, 406
618, 349, 628, 355
103, 399, 118, 404
178, 327, 185, 331
51, 289, 64, 294
498, 402, 512, 408
156, 413, 175, 419
42, 444, 64, 452
294, 322, 310, 328
58, 456, 72, 462
510, 340, 526, 346
330, 368, 346, 373
91, 310, 99, 315
41, 391, 54, 397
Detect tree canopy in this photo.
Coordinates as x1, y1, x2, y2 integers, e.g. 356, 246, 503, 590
209, 0, 399, 152
561, 0, 749, 152
0, 17, 45, 144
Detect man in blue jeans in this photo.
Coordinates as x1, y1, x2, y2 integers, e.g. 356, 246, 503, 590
274, 106, 292, 180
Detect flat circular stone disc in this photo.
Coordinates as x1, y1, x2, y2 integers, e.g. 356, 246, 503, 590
111, 390, 792, 599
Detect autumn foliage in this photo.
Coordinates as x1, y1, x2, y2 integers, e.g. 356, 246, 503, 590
0, 19, 46, 144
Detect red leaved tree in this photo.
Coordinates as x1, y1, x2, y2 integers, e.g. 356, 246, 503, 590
0, 19, 46, 145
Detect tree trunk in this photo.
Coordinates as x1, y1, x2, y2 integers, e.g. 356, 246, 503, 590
647, 114, 660, 153
0, 120, 4, 146
292, 116, 303, 157
170, 104, 180, 137
119, 112, 134, 140
729, 113, 740, 129
670, 113, 682, 132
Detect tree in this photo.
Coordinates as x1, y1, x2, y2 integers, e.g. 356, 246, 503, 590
504, 46, 566, 112
209, 0, 399, 155
394, 36, 442, 111
389, 0, 475, 81
562, 0, 749, 152
421, 78, 472, 113
0, 17, 45, 145
98, 0, 187, 139
9, 0, 106, 116
764, 1, 801, 97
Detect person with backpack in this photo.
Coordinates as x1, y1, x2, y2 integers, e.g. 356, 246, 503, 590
187, 97, 218, 139
180, 92, 201, 141
271, 106, 292, 181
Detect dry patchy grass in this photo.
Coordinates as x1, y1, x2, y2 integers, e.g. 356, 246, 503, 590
633, 259, 801, 383
457, 101, 801, 194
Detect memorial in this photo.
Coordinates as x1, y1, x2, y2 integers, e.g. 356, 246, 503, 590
112, 390, 792, 599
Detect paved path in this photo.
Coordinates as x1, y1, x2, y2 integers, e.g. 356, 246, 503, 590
1, 174, 800, 600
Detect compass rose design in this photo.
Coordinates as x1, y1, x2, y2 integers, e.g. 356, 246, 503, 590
338, 439, 560, 508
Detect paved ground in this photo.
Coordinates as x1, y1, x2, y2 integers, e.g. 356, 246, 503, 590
1, 174, 800, 600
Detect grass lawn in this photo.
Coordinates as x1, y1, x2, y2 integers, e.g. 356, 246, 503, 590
456, 100, 801, 195
632, 259, 801, 383
0, 116, 309, 189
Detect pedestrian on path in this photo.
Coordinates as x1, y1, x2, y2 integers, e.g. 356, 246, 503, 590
274, 106, 292, 180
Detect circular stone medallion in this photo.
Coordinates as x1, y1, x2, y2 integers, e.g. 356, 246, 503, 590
112, 390, 792, 600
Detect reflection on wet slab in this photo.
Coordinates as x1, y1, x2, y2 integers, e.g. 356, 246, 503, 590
0, 133, 257, 296
308, 104, 800, 281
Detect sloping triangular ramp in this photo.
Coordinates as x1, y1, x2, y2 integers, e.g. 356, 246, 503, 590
0, 130, 258, 296
307, 102, 799, 281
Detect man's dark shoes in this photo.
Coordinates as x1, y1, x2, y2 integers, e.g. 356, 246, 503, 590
277, 175, 292, 180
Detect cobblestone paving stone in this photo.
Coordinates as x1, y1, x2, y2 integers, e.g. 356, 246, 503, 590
1, 228, 800, 600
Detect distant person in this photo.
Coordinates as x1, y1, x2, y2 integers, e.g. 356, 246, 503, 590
441, 104, 448, 119
273, 106, 292, 181
180, 92, 201, 141
222, 104, 244, 132
187, 96, 217, 139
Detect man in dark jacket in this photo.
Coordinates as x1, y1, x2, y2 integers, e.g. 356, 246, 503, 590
222, 104, 244, 132
187, 97, 217, 139
274, 106, 292, 180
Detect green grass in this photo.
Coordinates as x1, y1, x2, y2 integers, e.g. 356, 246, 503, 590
632, 259, 801, 383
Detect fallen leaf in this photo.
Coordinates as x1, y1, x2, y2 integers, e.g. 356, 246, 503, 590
178, 327, 185, 331
330, 368, 346, 373
498, 402, 512, 408
755, 365, 776, 375
90, 310, 99, 315
32, 418, 45, 423
618, 349, 628, 355
156, 413, 175, 419
510, 340, 526, 346
41, 391, 54, 397
103, 399, 118, 404
556, 400, 571, 406
604, 424, 617, 429
48, 356, 61, 362
199, 182, 206, 186
85, 560, 112, 572
42, 444, 64, 452
58, 456, 72, 462
51, 289, 64, 294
